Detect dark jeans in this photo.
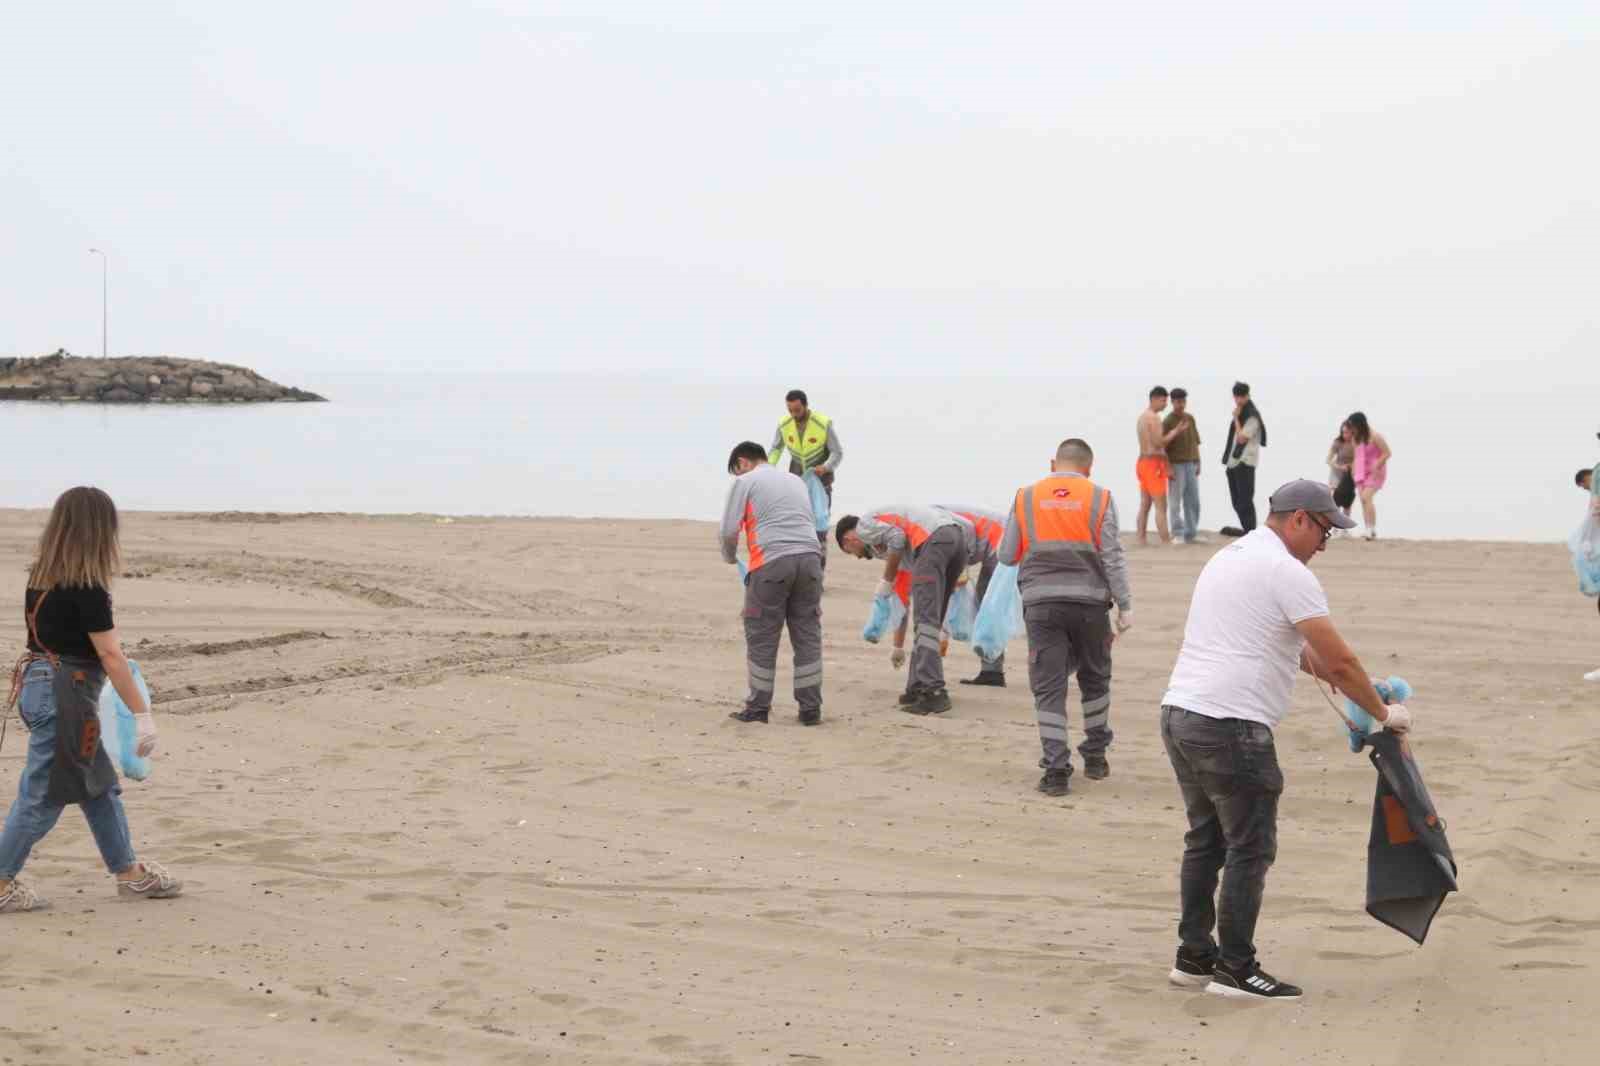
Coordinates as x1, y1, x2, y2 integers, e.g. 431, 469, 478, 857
1160, 705, 1283, 970
1226, 464, 1257, 532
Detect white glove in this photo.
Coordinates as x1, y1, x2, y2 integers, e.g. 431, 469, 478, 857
1115, 610, 1132, 635
1380, 704, 1411, 733
890, 647, 907, 669
134, 713, 158, 757
874, 579, 895, 600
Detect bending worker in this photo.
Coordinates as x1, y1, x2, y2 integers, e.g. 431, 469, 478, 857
720, 441, 825, 726
836, 505, 968, 715
998, 439, 1132, 796
770, 389, 844, 556
939, 504, 1009, 687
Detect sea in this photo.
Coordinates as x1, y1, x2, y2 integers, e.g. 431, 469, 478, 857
1, 371, 1593, 543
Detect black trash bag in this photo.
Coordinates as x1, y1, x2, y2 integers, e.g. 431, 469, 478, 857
1362, 730, 1457, 944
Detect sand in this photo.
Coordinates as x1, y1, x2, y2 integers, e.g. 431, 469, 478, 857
0, 509, 1596, 1065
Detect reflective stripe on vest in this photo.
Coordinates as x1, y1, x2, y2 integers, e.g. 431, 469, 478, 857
1015, 478, 1107, 557
778, 411, 832, 469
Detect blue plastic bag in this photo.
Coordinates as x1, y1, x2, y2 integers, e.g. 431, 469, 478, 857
97, 660, 152, 781
1342, 676, 1412, 753
861, 593, 894, 643
971, 564, 1023, 660
946, 582, 976, 643
737, 559, 748, 584
1570, 516, 1600, 597
804, 472, 830, 533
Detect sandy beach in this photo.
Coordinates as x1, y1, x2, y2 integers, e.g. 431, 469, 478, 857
0, 509, 1595, 1065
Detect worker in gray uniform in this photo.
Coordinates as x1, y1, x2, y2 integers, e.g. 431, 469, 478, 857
997, 439, 1132, 795
720, 441, 825, 725
939, 504, 1009, 687
835, 505, 968, 715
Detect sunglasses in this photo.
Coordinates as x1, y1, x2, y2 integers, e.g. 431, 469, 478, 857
1306, 512, 1334, 544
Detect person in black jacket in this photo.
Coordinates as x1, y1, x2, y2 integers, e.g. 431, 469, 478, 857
1221, 382, 1267, 535
0, 487, 182, 913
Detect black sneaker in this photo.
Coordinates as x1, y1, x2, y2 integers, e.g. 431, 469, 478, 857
728, 708, 769, 724
1167, 946, 1216, 989
959, 671, 1006, 687
897, 688, 925, 706
1083, 755, 1110, 780
798, 708, 821, 726
1206, 961, 1303, 1001
915, 688, 952, 715
1036, 769, 1071, 796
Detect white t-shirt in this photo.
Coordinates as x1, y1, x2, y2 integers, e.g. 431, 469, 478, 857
1161, 529, 1330, 729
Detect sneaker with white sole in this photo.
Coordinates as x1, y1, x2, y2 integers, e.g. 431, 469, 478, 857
1207, 960, 1302, 1000
117, 861, 183, 900
0, 880, 45, 913
1584, 668, 1600, 683
1168, 946, 1216, 988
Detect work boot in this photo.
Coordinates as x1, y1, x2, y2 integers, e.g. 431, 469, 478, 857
1036, 769, 1071, 796
798, 708, 822, 727
1083, 754, 1110, 780
728, 708, 769, 723
959, 671, 1006, 687
914, 688, 952, 715
897, 688, 924, 706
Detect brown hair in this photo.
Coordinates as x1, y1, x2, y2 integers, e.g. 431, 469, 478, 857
28, 487, 121, 591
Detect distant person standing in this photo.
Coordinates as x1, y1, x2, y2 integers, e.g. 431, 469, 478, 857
1346, 412, 1392, 541
769, 390, 844, 557
836, 506, 967, 715
1160, 480, 1411, 1000
998, 439, 1132, 796
1163, 388, 1203, 545
1576, 462, 1599, 683
1136, 387, 1174, 546
1326, 422, 1355, 527
720, 442, 826, 725
1221, 382, 1266, 536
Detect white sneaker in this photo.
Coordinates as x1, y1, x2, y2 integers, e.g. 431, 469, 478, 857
1584, 668, 1600, 683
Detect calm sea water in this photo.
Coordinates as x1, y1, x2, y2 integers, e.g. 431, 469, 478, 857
1, 371, 1592, 542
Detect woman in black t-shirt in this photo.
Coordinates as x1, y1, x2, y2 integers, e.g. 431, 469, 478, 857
0, 487, 182, 912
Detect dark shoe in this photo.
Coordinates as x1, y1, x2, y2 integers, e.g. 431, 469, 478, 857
1219, 526, 1245, 538
798, 708, 821, 726
1168, 946, 1216, 989
915, 688, 952, 715
959, 671, 1006, 687
897, 688, 924, 706
1083, 755, 1110, 780
1036, 769, 1071, 796
728, 708, 769, 723
1206, 961, 1303, 1001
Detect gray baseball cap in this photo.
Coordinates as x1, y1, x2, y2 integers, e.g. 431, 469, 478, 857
1268, 479, 1358, 528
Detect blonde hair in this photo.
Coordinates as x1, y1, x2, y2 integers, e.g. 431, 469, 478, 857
28, 487, 121, 591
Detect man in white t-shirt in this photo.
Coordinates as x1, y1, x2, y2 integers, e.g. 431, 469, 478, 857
1159, 479, 1413, 1001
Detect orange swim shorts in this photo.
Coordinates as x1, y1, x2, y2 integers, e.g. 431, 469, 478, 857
1137, 456, 1171, 497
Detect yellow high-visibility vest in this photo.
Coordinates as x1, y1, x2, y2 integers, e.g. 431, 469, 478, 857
770, 411, 833, 471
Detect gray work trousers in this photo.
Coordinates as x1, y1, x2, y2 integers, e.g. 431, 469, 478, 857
973, 555, 1006, 674
908, 525, 966, 695
742, 552, 824, 712
1023, 600, 1113, 772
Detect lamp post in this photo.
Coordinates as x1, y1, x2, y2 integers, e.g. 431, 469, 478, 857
88, 248, 107, 358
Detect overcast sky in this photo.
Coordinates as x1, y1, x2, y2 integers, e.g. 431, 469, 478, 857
4, 2, 1595, 380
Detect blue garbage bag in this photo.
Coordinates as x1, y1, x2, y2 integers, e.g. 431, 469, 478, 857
1342, 676, 1412, 753
97, 660, 152, 781
946, 582, 976, 643
862, 593, 894, 643
1570, 516, 1600, 597
804, 472, 830, 533
972, 564, 1023, 660
737, 560, 748, 584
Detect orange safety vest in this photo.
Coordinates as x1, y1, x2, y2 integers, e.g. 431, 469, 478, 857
869, 510, 940, 552
1012, 476, 1109, 557
948, 509, 1005, 551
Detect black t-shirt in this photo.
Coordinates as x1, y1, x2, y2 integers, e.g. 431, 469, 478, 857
25, 585, 114, 659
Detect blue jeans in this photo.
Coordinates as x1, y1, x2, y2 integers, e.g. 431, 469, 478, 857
1168, 461, 1201, 542
0, 661, 137, 879
1160, 705, 1283, 970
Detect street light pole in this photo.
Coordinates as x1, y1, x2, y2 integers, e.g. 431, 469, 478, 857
88, 248, 107, 358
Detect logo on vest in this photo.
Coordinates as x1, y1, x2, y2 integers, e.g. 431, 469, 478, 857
1052, 488, 1071, 498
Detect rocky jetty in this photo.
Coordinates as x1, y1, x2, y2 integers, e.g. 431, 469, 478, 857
0, 351, 324, 404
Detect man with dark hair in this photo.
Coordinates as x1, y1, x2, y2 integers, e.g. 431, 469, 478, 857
998, 438, 1132, 795
1164, 388, 1203, 544
1221, 382, 1266, 536
1160, 479, 1410, 1000
836, 505, 968, 715
720, 441, 825, 725
771, 390, 844, 556
1136, 387, 1173, 546
1578, 468, 1594, 491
